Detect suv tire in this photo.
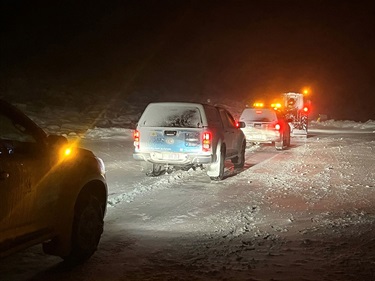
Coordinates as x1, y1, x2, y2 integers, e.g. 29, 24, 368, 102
63, 195, 104, 265
275, 134, 284, 150
142, 162, 164, 177
286, 130, 291, 147
208, 144, 226, 181
232, 141, 246, 169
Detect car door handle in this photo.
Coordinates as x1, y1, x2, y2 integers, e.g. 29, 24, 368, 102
0, 171, 10, 180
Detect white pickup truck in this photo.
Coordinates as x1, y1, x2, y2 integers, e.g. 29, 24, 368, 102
133, 102, 246, 180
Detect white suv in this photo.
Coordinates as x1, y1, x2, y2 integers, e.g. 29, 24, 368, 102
239, 107, 291, 150
133, 102, 246, 180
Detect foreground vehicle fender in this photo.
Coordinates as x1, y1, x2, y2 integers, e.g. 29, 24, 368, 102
43, 178, 107, 259
63, 193, 104, 264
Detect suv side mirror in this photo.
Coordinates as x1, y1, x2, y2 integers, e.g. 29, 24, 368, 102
237, 121, 246, 128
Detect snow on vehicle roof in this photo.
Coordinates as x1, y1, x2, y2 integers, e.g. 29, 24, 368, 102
138, 102, 205, 128
240, 108, 278, 122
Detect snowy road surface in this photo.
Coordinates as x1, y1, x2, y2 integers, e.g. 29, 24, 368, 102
1, 125, 375, 281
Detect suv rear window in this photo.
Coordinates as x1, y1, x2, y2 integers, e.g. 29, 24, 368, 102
139, 105, 203, 128
240, 108, 277, 122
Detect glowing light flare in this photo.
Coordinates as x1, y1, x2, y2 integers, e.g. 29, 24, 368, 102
303, 106, 309, 113
64, 147, 72, 156
302, 88, 311, 95
34, 140, 80, 191
58, 144, 77, 162
275, 123, 281, 131
271, 103, 282, 110
253, 102, 264, 108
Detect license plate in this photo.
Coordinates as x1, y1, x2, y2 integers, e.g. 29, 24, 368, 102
163, 153, 179, 160
253, 135, 266, 140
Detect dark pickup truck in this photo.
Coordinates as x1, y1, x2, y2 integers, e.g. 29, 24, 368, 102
0, 99, 108, 264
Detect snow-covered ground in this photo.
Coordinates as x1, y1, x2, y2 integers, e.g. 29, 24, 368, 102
1, 99, 375, 281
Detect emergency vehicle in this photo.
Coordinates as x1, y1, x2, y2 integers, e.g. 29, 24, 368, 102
281, 92, 311, 136
246, 91, 311, 137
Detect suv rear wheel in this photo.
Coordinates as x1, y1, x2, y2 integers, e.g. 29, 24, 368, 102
275, 134, 284, 150
142, 162, 164, 177
285, 130, 291, 147
208, 143, 225, 181
232, 141, 246, 169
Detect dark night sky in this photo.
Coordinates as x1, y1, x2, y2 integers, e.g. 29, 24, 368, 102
1, 0, 375, 121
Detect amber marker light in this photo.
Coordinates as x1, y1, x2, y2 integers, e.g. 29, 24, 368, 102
64, 147, 72, 156
303, 88, 311, 95
253, 102, 264, 108
58, 144, 77, 162
271, 103, 282, 110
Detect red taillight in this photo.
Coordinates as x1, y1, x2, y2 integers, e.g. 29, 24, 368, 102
303, 106, 309, 113
275, 123, 281, 131
202, 132, 212, 152
133, 130, 140, 149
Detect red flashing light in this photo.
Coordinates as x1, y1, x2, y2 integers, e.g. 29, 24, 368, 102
303, 106, 309, 113
133, 130, 140, 149
275, 123, 281, 131
202, 132, 212, 152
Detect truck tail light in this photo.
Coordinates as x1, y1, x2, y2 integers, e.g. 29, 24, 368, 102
133, 130, 140, 149
303, 106, 309, 113
275, 123, 281, 131
202, 132, 212, 152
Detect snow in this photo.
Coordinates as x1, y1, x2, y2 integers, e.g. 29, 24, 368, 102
1, 99, 375, 281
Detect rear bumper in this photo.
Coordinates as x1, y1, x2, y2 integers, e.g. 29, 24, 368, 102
242, 130, 281, 143
133, 151, 213, 165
